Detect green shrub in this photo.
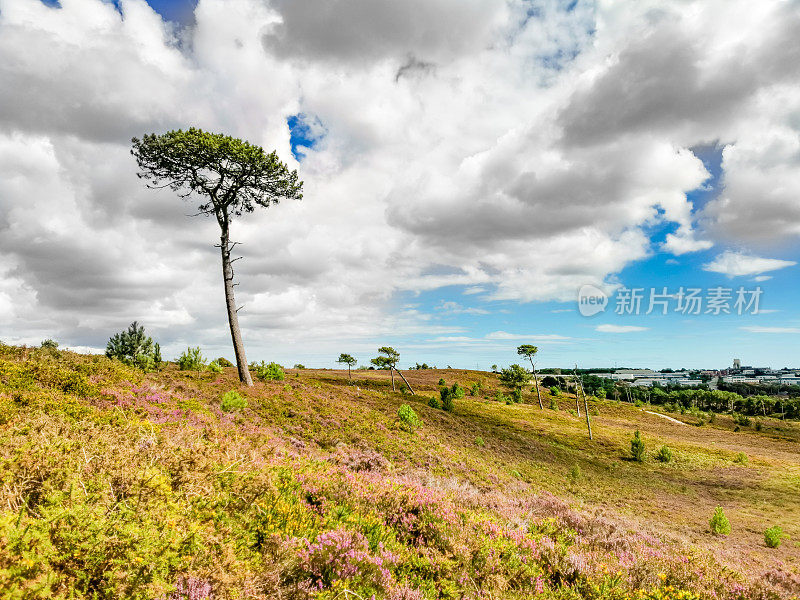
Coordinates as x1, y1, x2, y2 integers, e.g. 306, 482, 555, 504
1, 495, 190, 598
294, 364, 306, 369
549, 397, 558, 410
428, 396, 441, 409
40, 339, 59, 349
493, 391, 507, 403
764, 526, 783, 548
569, 464, 582, 481
550, 386, 561, 396
475, 436, 485, 447
442, 390, 454, 412
207, 360, 223, 374
754, 420, 763, 431
216, 357, 234, 367
106, 322, 161, 371
734, 452, 748, 465
437, 378, 446, 386
655, 445, 673, 463
256, 361, 285, 381
630, 430, 646, 462
450, 383, 465, 399
398, 404, 421, 429
511, 388, 522, 403
177, 346, 206, 371
132, 353, 157, 372
221, 390, 247, 412
709, 506, 731, 536
469, 382, 480, 396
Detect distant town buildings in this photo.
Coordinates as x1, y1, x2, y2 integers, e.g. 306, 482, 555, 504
593, 369, 703, 387
594, 359, 800, 388
720, 359, 800, 385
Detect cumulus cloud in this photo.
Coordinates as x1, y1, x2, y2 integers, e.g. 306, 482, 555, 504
662, 231, 713, 256
0, 0, 798, 361
702, 251, 796, 277
262, 0, 506, 64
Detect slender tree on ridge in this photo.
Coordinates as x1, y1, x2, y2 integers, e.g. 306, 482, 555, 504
132, 128, 303, 386
517, 344, 543, 409
337, 353, 357, 381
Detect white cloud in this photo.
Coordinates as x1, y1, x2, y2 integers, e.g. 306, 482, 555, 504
485, 331, 572, 341
462, 287, 487, 296
435, 301, 489, 315
595, 324, 648, 333
0, 0, 798, 360
703, 251, 796, 277
740, 326, 800, 334
662, 231, 713, 255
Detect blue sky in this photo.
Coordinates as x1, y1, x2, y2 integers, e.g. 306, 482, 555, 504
41, 0, 198, 25
380, 249, 800, 371
141, 0, 196, 25
282, 114, 800, 370
5, 0, 800, 371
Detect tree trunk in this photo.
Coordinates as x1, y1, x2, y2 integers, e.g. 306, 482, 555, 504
575, 372, 593, 440
220, 228, 253, 386
348, 364, 351, 381
529, 359, 543, 409
390, 367, 395, 391
394, 368, 416, 395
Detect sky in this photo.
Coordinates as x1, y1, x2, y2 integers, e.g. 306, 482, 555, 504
0, 0, 799, 370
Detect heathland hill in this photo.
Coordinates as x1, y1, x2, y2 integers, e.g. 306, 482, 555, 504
1, 343, 798, 599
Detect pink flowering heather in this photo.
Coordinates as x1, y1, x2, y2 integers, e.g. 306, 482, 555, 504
298, 528, 398, 591
160, 576, 213, 600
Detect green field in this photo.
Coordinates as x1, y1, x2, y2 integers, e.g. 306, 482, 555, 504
1, 343, 798, 599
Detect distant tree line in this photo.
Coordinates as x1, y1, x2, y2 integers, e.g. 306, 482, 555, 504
571, 374, 800, 419
717, 380, 800, 399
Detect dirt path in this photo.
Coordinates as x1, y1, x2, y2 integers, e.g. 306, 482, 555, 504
643, 410, 685, 425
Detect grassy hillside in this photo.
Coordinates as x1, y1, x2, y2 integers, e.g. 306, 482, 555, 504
1, 343, 799, 599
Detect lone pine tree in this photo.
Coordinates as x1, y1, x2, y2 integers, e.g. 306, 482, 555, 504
132, 129, 303, 385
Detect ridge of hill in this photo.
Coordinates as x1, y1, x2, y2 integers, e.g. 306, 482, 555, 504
0, 343, 798, 599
